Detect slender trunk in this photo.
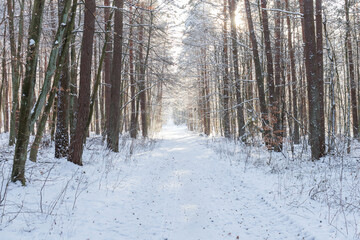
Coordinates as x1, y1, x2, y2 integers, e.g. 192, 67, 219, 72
7, 0, 23, 145
55, 0, 72, 158
104, 0, 112, 137
11, 0, 45, 184
107, 0, 124, 151
285, 0, 300, 144
316, 0, 326, 151
129, 6, 137, 139
303, 0, 323, 160
94, 92, 100, 134
2, 26, 9, 132
345, 0, 358, 138
323, 15, 336, 151
244, 0, 268, 143
229, 0, 245, 140
200, 48, 210, 136
86, 12, 113, 135
0, 49, 5, 128
273, 0, 283, 151
68, 0, 96, 165
30, 0, 72, 130
222, 0, 230, 138
69, 33, 78, 136
138, 5, 151, 138
260, 0, 278, 149
29, 0, 79, 162
204, 50, 211, 136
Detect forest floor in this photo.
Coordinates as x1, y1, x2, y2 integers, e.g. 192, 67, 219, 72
0, 122, 358, 239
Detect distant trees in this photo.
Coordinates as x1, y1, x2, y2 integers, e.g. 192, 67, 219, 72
178, 0, 360, 160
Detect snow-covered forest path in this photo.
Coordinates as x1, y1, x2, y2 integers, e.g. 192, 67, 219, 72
73, 122, 335, 240
1, 122, 342, 240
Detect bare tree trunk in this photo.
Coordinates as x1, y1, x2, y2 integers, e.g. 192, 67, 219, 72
104, 0, 112, 137
68, 0, 96, 165
303, 0, 324, 160
316, 0, 326, 151
285, 0, 300, 144
7, 0, 23, 145
86, 12, 113, 135
11, 0, 45, 184
345, 0, 358, 138
0, 39, 6, 131
323, 15, 336, 151
55, 0, 72, 158
204, 51, 211, 136
222, 0, 230, 138
29, 0, 78, 163
2, 26, 9, 132
138, 4, 151, 138
30, 0, 72, 130
95, 93, 100, 135
273, 0, 283, 152
260, 0, 278, 149
129, 5, 137, 139
69, 34, 78, 136
107, 0, 124, 151
229, 0, 245, 140
200, 48, 210, 136
244, 0, 268, 144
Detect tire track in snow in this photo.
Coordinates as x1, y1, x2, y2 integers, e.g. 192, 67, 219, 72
89, 124, 335, 240
147, 125, 329, 240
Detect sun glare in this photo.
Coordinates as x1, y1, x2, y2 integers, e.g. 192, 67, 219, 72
235, 6, 246, 29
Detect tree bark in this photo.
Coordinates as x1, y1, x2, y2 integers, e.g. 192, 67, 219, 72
107, 0, 124, 151
285, 0, 300, 144
2, 27, 9, 132
86, 12, 113, 135
29, 0, 78, 163
244, 0, 268, 144
7, 0, 24, 145
316, 0, 326, 150
68, 0, 96, 165
345, 0, 358, 138
11, 0, 45, 184
69, 33, 78, 137
138, 5, 151, 138
260, 0, 280, 150
129, 5, 137, 139
273, 0, 283, 152
303, 0, 324, 160
104, 0, 112, 137
222, 0, 231, 138
55, 0, 72, 158
229, 0, 245, 140
29, 0, 72, 130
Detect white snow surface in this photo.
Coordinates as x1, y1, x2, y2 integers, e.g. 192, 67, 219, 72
0, 123, 358, 239
29, 39, 35, 46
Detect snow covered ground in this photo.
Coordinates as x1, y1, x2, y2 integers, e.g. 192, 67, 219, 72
0, 122, 359, 239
